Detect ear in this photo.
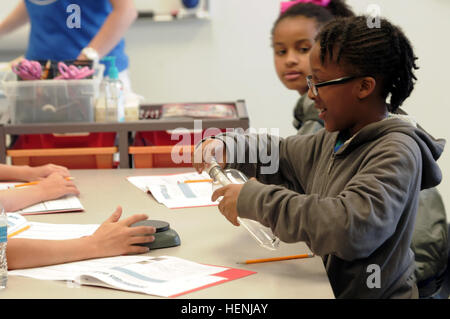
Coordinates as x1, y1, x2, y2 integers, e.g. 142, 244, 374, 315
357, 77, 377, 100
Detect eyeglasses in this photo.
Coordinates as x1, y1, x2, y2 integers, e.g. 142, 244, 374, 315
306, 75, 358, 96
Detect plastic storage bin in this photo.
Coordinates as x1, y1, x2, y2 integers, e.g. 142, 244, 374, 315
12, 132, 116, 149
0, 85, 8, 124
1, 64, 104, 124
0, 63, 9, 124
8, 132, 117, 169
130, 131, 198, 168
7, 146, 118, 169
129, 144, 194, 168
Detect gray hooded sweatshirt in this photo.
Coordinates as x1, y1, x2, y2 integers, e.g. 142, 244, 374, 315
218, 116, 445, 298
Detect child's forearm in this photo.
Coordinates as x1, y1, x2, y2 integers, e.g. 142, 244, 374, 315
0, 187, 47, 212
7, 237, 98, 270
0, 164, 32, 181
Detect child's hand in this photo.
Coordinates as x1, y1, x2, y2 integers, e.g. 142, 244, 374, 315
211, 184, 244, 226
192, 138, 227, 173
35, 172, 80, 201
89, 206, 156, 256
28, 164, 70, 181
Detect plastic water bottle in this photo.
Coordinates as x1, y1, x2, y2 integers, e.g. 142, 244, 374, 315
0, 202, 8, 289
101, 56, 125, 122
206, 159, 280, 250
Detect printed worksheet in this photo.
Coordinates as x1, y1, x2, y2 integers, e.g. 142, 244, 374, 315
9, 255, 255, 297
127, 172, 219, 209
6, 213, 29, 237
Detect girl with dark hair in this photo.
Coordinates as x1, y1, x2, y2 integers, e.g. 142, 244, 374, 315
271, 0, 354, 134
195, 16, 446, 298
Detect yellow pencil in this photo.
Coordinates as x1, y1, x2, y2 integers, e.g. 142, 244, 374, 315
237, 253, 315, 264
14, 176, 74, 188
182, 179, 213, 184
7, 225, 31, 238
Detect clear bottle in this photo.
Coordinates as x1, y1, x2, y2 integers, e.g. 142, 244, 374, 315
101, 56, 124, 122
95, 79, 107, 122
0, 202, 8, 289
206, 159, 280, 250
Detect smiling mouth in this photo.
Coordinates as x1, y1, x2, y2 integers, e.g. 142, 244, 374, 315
284, 72, 302, 80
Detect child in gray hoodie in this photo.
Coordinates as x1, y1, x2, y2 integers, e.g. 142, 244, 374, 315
195, 16, 445, 298
273, 2, 448, 298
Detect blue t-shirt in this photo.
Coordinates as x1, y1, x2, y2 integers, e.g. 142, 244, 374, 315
24, 0, 128, 72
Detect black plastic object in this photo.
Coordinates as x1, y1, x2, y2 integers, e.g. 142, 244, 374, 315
131, 220, 181, 250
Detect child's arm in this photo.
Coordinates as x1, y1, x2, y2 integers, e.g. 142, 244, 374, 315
0, 164, 70, 182
235, 138, 421, 261
0, 173, 79, 212
0, 1, 29, 37
0, 164, 35, 181
195, 131, 321, 191
7, 206, 156, 270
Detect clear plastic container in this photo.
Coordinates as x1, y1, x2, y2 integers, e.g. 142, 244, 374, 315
207, 160, 280, 250
0, 86, 9, 124
2, 64, 104, 124
0, 203, 7, 290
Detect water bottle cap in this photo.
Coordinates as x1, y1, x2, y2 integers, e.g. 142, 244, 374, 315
101, 56, 119, 79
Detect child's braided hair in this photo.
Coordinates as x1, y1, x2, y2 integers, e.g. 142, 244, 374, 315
317, 16, 419, 112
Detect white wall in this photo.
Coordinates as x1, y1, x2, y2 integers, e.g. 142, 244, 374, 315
127, 0, 288, 132
0, 0, 449, 219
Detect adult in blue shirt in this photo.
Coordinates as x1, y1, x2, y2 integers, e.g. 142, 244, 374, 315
0, 0, 137, 89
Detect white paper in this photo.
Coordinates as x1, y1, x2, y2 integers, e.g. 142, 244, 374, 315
16, 195, 84, 215
127, 172, 219, 209
8, 255, 150, 281
13, 222, 99, 240
6, 213, 28, 236
0, 182, 84, 215
9, 255, 229, 297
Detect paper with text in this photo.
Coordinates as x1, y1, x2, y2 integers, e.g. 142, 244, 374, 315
127, 172, 219, 209
8, 255, 254, 297
6, 213, 29, 237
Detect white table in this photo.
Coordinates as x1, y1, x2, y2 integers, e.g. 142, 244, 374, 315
2, 168, 335, 299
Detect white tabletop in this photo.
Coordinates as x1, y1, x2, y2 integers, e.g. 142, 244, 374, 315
2, 168, 334, 299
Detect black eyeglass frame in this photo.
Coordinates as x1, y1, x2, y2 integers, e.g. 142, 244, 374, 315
306, 75, 360, 96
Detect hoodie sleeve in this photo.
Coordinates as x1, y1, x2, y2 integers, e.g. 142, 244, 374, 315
236, 135, 423, 261
216, 131, 326, 192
